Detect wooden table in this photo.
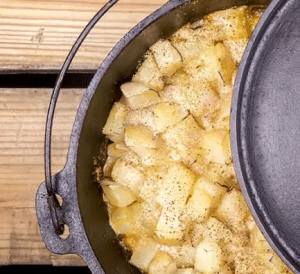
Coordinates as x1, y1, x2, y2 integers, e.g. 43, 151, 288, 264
0, 0, 167, 266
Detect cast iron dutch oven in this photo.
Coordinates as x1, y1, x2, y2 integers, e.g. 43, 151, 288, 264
36, 0, 300, 273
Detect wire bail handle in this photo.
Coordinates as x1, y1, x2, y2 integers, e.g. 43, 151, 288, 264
44, 0, 119, 236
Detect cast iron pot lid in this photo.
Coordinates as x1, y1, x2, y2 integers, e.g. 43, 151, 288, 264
231, 0, 300, 273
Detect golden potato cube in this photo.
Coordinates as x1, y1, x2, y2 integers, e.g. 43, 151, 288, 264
157, 163, 196, 208
160, 84, 188, 112
125, 107, 156, 131
195, 241, 223, 274
111, 159, 145, 193
191, 223, 206, 247
120, 81, 150, 98
155, 207, 186, 244
125, 125, 157, 149
162, 245, 196, 268
162, 115, 204, 165
216, 189, 249, 226
127, 90, 161, 110
206, 6, 250, 40
151, 40, 182, 76
250, 225, 272, 253
202, 217, 233, 245
224, 39, 249, 64
181, 82, 220, 129
109, 206, 135, 234
195, 177, 227, 204
200, 129, 230, 165
170, 25, 211, 60
101, 180, 136, 207
132, 52, 164, 91
213, 42, 235, 86
129, 241, 161, 272
102, 156, 117, 177
149, 251, 177, 274
234, 248, 268, 274
107, 143, 128, 158
102, 102, 129, 143
184, 186, 213, 222
153, 102, 188, 133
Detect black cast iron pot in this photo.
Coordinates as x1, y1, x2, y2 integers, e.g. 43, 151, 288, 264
36, 0, 271, 273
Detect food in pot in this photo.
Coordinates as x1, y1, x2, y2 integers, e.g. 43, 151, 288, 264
97, 5, 292, 274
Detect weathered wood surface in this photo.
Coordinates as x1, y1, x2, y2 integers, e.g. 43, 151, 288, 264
0, 0, 167, 71
0, 88, 86, 265
0, 0, 168, 266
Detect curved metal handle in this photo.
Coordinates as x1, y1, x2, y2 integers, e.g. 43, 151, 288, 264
36, 172, 75, 255
44, 0, 119, 236
36, 170, 104, 273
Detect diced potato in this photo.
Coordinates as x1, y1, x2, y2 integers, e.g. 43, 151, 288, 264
109, 207, 135, 235
125, 125, 157, 149
189, 154, 206, 175
206, 6, 250, 40
247, 6, 265, 33
160, 84, 188, 111
260, 251, 294, 274
127, 90, 161, 110
207, 163, 239, 189
184, 187, 212, 222
191, 223, 205, 247
124, 93, 156, 113
111, 158, 145, 193
149, 251, 177, 274
200, 129, 230, 165
170, 25, 211, 60
202, 217, 233, 245
181, 81, 220, 129
155, 207, 186, 244
125, 107, 156, 130
107, 143, 129, 158
157, 163, 196, 208
120, 81, 150, 98
100, 180, 136, 207
102, 102, 129, 143
195, 177, 227, 204
216, 189, 249, 226
187, 42, 234, 89
212, 43, 235, 86
222, 133, 232, 163
195, 241, 223, 274
176, 268, 196, 274
250, 225, 272, 253
162, 115, 204, 165
151, 40, 182, 76
162, 245, 196, 268
102, 156, 117, 177
155, 164, 196, 244
122, 234, 140, 252
132, 52, 164, 91
130, 241, 161, 272
153, 102, 188, 133
138, 202, 162, 234
234, 248, 268, 274
224, 39, 249, 64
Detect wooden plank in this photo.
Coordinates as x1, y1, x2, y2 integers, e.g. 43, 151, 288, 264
0, 88, 85, 266
0, 0, 168, 70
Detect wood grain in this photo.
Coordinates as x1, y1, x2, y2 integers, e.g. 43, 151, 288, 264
0, 88, 86, 265
0, 0, 168, 71
0, 0, 169, 267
